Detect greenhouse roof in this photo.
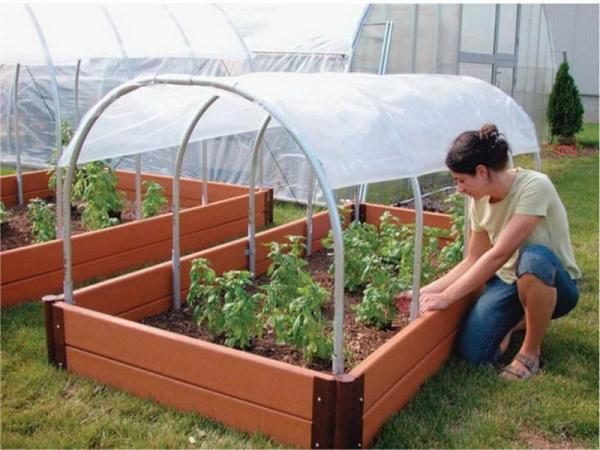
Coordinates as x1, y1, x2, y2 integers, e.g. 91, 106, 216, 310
221, 4, 369, 55
0, 3, 251, 64
59, 72, 539, 189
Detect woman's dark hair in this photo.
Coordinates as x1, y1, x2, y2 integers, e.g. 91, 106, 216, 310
445, 123, 511, 174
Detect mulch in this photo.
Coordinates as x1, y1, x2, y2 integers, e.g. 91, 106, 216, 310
141, 249, 411, 373
541, 144, 599, 159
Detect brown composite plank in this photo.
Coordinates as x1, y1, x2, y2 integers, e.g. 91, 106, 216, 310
351, 294, 474, 411
60, 303, 330, 421
1, 192, 264, 286
0, 217, 255, 308
361, 332, 457, 447
66, 347, 314, 449
364, 203, 452, 230
115, 171, 248, 202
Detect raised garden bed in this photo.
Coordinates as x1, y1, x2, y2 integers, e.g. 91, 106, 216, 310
1, 170, 273, 307
44, 203, 475, 448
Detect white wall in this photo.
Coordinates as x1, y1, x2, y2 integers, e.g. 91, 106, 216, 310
545, 4, 599, 122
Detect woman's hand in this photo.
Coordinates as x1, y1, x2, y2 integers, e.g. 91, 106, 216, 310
395, 290, 412, 311
419, 291, 450, 313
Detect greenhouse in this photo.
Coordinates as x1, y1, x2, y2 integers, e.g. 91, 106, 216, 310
2, 4, 555, 204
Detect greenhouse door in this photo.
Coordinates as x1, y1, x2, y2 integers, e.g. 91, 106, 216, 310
458, 4, 520, 96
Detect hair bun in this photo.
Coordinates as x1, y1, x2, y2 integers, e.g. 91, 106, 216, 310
479, 123, 499, 142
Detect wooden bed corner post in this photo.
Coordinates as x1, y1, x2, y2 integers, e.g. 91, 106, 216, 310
265, 188, 275, 225
311, 377, 337, 449
334, 373, 364, 449
42, 294, 67, 370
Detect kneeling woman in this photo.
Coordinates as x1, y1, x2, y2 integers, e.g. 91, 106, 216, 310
408, 124, 580, 380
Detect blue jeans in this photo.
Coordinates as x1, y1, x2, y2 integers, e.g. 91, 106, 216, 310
456, 244, 579, 364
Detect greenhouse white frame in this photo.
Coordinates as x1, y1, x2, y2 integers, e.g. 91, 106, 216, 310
59, 72, 540, 375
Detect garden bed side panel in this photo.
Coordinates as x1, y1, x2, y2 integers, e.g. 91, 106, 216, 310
46, 301, 335, 449
352, 294, 476, 447
0, 190, 272, 307
364, 202, 452, 230
354, 203, 470, 447
115, 170, 250, 206
0, 170, 53, 207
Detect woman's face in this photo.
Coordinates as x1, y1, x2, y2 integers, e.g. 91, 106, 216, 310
450, 165, 490, 200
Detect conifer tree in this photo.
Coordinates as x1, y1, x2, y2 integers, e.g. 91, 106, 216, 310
547, 61, 584, 144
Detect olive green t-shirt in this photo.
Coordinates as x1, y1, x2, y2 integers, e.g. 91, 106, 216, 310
470, 167, 581, 284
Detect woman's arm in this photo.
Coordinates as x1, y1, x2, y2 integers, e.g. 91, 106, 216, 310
421, 229, 491, 294
420, 214, 542, 311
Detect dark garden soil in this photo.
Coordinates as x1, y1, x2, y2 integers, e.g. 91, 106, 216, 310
0, 197, 172, 252
141, 249, 411, 374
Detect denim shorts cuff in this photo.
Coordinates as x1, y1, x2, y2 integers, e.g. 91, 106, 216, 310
517, 269, 555, 286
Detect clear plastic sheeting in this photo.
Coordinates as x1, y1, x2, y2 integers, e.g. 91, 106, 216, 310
0, 3, 251, 168
59, 73, 539, 195
221, 4, 368, 73
222, 4, 367, 54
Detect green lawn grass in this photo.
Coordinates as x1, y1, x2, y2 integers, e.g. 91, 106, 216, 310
1, 155, 598, 448
577, 123, 599, 147
0, 167, 16, 175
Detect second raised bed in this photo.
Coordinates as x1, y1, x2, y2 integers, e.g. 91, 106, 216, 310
1, 170, 273, 307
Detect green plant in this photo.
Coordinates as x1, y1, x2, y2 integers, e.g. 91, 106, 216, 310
286, 282, 333, 362
27, 198, 55, 243
187, 258, 221, 334
262, 236, 332, 361
0, 201, 9, 222
77, 162, 125, 230
547, 61, 584, 144
186, 258, 261, 349
354, 257, 405, 329
437, 193, 465, 274
219, 270, 263, 349
323, 220, 380, 292
142, 181, 167, 218
47, 121, 74, 192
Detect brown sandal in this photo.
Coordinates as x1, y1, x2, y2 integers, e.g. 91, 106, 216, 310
500, 353, 540, 381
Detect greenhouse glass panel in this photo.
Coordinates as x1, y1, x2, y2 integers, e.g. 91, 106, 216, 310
460, 5, 495, 54
497, 5, 518, 55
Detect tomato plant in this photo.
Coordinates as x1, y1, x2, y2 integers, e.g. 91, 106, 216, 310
0, 201, 9, 223
187, 258, 262, 349
262, 236, 332, 361
27, 198, 55, 243
77, 162, 125, 230
142, 180, 167, 218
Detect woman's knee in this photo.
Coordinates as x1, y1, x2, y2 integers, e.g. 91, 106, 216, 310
517, 245, 557, 286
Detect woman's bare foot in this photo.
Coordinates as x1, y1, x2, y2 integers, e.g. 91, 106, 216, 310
499, 318, 526, 355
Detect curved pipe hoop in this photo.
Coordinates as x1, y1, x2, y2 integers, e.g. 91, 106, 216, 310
25, 4, 63, 233
306, 170, 316, 258
409, 177, 423, 321
13, 63, 23, 205
347, 4, 373, 72
172, 95, 220, 310
248, 115, 272, 275
63, 80, 145, 303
